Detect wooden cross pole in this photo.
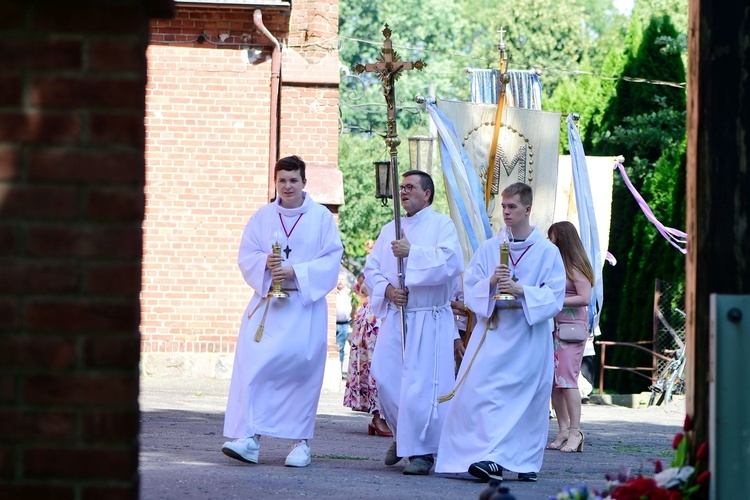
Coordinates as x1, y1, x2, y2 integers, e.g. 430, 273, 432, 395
353, 24, 426, 357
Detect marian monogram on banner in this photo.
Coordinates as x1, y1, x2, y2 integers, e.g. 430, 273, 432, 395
492, 141, 529, 194
437, 100, 561, 235
487, 109, 557, 234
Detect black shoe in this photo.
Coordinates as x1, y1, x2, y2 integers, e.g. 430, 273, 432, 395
468, 461, 503, 482
517, 471, 538, 482
384, 442, 402, 466
403, 455, 434, 475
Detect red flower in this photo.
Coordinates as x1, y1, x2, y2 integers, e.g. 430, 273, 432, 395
696, 442, 708, 461
651, 488, 683, 500
649, 488, 670, 500
612, 477, 658, 499
612, 478, 685, 500
653, 459, 663, 473
696, 470, 711, 485
672, 432, 684, 449
683, 414, 693, 431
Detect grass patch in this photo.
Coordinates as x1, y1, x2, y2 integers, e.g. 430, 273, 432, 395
614, 444, 645, 454
315, 454, 370, 461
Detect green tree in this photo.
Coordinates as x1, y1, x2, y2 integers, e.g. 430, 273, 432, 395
339, 0, 597, 135
574, 0, 625, 40
544, 9, 630, 151
337, 134, 394, 273
339, 0, 471, 135
590, 14, 687, 393
453, 0, 591, 97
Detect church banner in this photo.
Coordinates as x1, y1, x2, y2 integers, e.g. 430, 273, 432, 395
435, 100, 561, 236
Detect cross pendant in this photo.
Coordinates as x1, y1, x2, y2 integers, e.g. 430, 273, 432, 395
283, 245, 291, 259
511, 274, 518, 282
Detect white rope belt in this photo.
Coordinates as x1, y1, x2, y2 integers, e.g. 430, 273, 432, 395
387, 302, 450, 441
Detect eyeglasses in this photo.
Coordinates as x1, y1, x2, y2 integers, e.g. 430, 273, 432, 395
399, 184, 418, 194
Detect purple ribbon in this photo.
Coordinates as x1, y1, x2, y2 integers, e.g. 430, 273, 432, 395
614, 162, 687, 255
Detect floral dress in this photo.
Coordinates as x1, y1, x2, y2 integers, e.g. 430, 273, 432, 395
343, 300, 382, 414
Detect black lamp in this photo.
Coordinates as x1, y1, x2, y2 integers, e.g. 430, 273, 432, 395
374, 160, 392, 206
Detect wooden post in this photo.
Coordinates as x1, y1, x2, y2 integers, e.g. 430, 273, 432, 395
686, 0, 750, 467
652, 280, 661, 384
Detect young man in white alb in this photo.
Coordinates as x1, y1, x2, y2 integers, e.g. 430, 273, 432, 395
436, 182, 566, 482
221, 156, 343, 468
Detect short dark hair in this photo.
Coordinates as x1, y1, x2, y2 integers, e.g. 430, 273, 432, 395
402, 169, 434, 204
501, 182, 533, 206
274, 155, 306, 181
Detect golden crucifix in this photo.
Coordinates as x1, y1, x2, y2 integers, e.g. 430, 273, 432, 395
353, 24, 426, 155
353, 24, 426, 357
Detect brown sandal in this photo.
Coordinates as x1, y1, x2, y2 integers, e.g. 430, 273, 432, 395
546, 427, 569, 450
560, 428, 584, 453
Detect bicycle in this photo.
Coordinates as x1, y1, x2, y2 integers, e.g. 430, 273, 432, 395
648, 346, 686, 406
648, 308, 687, 406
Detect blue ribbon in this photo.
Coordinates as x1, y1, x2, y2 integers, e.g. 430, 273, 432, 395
427, 102, 493, 252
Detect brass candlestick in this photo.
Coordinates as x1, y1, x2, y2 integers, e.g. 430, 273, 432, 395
267, 241, 290, 299
493, 241, 516, 301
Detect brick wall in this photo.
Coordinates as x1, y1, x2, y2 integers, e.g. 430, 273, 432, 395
142, 3, 342, 377
0, 0, 168, 496
143, 40, 274, 360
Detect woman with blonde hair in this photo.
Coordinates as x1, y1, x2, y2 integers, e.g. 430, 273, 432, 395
546, 221, 594, 453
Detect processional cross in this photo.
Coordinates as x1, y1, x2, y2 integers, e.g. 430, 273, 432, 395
353, 24, 426, 356
353, 24, 426, 156
485, 25, 511, 209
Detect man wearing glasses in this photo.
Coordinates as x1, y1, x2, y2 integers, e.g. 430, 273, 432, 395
364, 170, 464, 475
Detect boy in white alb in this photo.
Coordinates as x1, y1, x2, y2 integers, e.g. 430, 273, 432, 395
221, 156, 343, 467
436, 182, 566, 482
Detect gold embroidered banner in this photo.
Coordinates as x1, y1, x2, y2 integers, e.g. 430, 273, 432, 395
435, 100, 561, 236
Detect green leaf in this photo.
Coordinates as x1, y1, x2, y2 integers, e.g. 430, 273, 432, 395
672, 433, 688, 468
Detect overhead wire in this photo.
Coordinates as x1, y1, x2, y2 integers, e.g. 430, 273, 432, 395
338, 34, 687, 89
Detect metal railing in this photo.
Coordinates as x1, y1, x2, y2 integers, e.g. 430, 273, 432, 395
596, 279, 685, 395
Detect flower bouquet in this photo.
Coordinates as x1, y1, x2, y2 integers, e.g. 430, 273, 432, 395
551, 414, 709, 500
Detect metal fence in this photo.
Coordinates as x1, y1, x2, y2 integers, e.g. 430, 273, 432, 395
597, 278, 686, 395
654, 279, 687, 392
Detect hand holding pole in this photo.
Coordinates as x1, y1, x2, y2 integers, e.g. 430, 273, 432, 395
353, 24, 426, 360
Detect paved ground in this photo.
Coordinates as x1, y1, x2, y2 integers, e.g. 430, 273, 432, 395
139, 375, 685, 500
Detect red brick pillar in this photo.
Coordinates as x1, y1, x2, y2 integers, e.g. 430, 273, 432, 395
0, 1, 172, 496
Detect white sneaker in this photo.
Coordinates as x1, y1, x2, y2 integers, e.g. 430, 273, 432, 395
284, 440, 311, 467
221, 436, 259, 464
